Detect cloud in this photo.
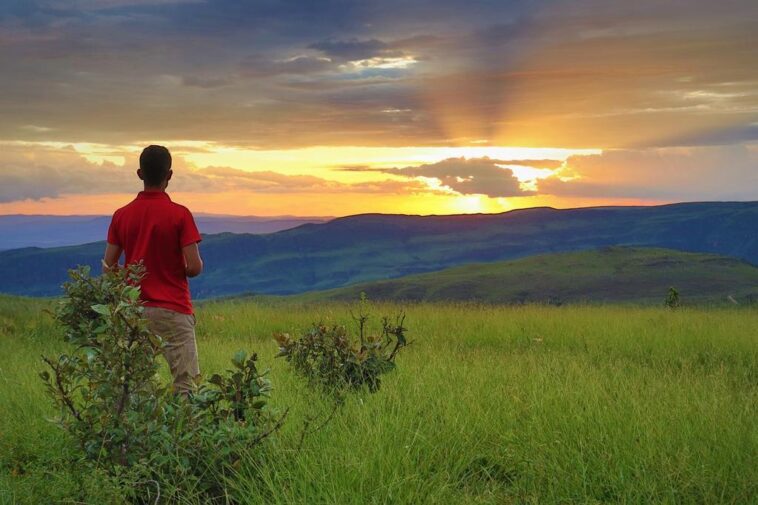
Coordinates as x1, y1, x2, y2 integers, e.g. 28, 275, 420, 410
0, 149, 134, 203
185, 166, 426, 194
1, 0, 757, 152
345, 157, 533, 197
181, 76, 233, 89
493, 159, 563, 169
538, 145, 758, 200
308, 38, 400, 62
239, 54, 334, 77
43, 0, 204, 9
0, 146, 431, 202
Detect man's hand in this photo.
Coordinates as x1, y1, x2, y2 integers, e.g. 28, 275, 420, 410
182, 242, 203, 278
102, 243, 123, 273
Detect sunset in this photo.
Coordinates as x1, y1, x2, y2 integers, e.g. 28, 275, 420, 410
1, 1, 757, 503
2, 0, 756, 216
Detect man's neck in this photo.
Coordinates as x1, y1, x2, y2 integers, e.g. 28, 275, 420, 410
143, 186, 165, 192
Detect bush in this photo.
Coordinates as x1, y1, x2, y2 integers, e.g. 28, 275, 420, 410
41, 264, 285, 503
274, 294, 407, 394
665, 286, 681, 309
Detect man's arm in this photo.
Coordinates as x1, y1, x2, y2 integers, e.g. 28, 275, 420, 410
182, 242, 203, 278
102, 243, 122, 273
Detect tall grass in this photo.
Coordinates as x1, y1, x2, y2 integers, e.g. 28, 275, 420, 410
1, 297, 756, 503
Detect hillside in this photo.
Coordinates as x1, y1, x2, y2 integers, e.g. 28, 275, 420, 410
295, 247, 758, 305
0, 201, 756, 298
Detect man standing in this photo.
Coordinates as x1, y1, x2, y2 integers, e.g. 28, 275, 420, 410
103, 145, 203, 394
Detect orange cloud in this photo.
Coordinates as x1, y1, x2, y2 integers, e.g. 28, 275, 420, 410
539, 145, 758, 200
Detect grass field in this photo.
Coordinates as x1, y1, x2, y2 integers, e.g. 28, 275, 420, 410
1, 295, 756, 504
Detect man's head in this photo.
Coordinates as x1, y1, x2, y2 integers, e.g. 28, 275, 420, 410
138, 145, 172, 189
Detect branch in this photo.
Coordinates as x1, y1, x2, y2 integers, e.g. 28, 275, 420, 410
388, 313, 407, 361
296, 399, 340, 453
42, 355, 82, 422
250, 408, 289, 446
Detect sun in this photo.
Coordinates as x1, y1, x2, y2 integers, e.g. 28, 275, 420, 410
451, 195, 487, 214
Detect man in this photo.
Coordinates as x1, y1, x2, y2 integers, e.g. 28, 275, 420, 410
103, 145, 203, 394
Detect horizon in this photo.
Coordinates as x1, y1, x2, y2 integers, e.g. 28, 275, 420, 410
1, 0, 757, 215
1, 199, 755, 221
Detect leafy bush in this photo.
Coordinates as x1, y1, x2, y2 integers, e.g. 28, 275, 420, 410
274, 294, 407, 394
665, 286, 681, 309
41, 264, 285, 503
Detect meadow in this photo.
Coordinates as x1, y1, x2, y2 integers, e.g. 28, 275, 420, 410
0, 295, 756, 504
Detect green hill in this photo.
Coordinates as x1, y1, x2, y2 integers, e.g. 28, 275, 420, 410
1, 201, 757, 298
297, 247, 758, 305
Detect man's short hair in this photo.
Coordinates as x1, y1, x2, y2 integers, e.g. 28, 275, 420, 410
140, 145, 172, 186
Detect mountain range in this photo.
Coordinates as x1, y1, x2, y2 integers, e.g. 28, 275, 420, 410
0, 201, 755, 299
0, 214, 330, 250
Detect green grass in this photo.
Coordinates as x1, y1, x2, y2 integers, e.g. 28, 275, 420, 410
1, 295, 757, 503
294, 247, 758, 305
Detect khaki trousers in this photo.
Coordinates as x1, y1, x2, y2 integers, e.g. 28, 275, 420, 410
143, 306, 200, 394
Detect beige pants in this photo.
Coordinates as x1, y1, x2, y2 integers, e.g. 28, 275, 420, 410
143, 306, 200, 394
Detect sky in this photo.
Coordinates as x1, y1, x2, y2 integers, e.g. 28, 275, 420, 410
1, 0, 757, 216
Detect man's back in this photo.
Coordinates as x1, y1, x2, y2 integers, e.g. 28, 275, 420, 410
108, 191, 201, 314
103, 145, 203, 395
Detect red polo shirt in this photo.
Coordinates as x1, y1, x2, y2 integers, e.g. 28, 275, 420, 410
107, 191, 202, 314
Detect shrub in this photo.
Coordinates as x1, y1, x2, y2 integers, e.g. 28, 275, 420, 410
665, 286, 681, 309
40, 264, 285, 503
274, 294, 407, 394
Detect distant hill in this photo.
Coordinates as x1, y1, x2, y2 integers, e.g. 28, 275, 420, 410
294, 247, 758, 305
0, 214, 330, 250
0, 201, 756, 298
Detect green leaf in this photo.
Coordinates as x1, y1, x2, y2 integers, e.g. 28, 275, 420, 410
251, 400, 266, 409
125, 286, 140, 301
148, 333, 163, 348
232, 350, 247, 369
90, 304, 110, 316
84, 348, 98, 364
378, 360, 396, 373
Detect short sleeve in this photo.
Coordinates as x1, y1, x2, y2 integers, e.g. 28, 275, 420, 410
180, 208, 202, 247
107, 211, 121, 246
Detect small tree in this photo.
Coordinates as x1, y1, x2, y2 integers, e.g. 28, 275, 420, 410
41, 263, 165, 466
665, 286, 680, 309
41, 264, 286, 502
274, 293, 408, 395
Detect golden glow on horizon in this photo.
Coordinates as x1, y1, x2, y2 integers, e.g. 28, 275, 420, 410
0, 190, 668, 217
178, 144, 597, 181
451, 195, 488, 214
0, 140, 671, 217
0, 139, 594, 184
